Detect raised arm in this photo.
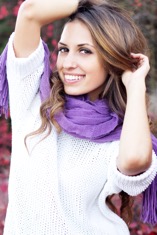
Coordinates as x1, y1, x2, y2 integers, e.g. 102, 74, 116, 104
13, 0, 78, 57
117, 53, 152, 176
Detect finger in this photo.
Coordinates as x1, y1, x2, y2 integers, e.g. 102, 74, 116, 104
130, 53, 148, 60
131, 53, 149, 65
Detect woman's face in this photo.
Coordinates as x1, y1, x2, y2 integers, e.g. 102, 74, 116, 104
56, 20, 108, 101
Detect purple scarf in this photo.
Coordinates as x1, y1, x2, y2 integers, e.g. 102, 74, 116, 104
54, 94, 123, 142
1, 41, 157, 225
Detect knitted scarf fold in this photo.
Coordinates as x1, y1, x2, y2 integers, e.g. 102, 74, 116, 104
54, 94, 123, 142
1, 40, 157, 225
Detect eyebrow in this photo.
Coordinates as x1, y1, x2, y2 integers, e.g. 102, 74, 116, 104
58, 42, 95, 48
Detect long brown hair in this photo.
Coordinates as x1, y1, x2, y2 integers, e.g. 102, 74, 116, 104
28, 0, 150, 225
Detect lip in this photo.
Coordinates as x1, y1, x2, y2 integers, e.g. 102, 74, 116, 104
63, 73, 85, 84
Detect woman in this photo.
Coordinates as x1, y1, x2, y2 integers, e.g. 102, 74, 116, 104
1, 0, 157, 234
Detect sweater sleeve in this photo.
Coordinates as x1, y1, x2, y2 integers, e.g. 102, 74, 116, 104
107, 141, 157, 196
6, 33, 45, 123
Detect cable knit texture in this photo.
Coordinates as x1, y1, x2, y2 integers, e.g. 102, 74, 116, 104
3, 33, 157, 235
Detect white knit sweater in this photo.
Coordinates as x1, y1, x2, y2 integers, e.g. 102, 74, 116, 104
3, 33, 157, 235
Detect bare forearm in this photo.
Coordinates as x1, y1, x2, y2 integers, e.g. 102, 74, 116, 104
25, 0, 78, 25
14, 0, 78, 57
117, 84, 152, 175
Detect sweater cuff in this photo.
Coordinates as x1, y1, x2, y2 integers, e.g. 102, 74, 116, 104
7, 32, 45, 79
108, 151, 157, 196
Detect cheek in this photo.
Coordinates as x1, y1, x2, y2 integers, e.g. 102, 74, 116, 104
93, 65, 107, 81
96, 73, 108, 88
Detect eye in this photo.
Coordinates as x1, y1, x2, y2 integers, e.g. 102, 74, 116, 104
58, 47, 69, 54
80, 48, 92, 54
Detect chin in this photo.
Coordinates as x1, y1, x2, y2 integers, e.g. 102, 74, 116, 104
64, 88, 84, 96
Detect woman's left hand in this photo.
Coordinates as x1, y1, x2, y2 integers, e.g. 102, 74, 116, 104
122, 53, 150, 92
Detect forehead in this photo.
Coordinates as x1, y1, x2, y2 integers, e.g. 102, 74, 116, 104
60, 20, 94, 45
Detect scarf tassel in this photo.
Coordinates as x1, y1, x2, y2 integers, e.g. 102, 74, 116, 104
141, 171, 157, 225
0, 44, 9, 118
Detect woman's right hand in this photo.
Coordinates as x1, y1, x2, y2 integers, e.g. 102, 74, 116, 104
13, 0, 79, 57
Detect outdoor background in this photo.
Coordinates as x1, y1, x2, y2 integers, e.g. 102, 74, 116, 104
0, 0, 157, 234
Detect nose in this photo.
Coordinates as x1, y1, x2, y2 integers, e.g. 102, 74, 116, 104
63, 53, 77, 69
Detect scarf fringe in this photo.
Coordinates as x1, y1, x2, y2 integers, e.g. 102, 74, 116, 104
0, 44, 9, 118
141, 174, 157, 225
141, 138, 157, 225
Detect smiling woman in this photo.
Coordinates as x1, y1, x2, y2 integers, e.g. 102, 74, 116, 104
57, 20, 108, 100
1, 0, 157, 234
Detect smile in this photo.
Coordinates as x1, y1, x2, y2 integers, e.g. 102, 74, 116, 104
64, 74, 85, 83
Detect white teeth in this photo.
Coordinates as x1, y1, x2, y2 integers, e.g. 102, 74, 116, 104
65, 75, 83, 81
